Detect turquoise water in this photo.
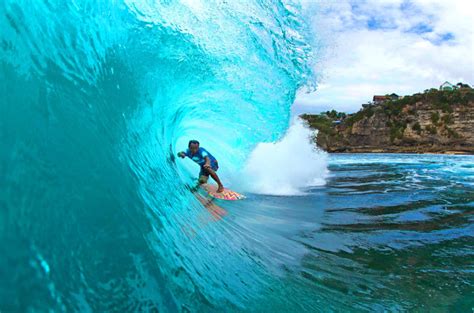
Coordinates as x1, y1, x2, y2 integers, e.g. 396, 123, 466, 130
1, 0, 473, 312
240, 153, 474, 312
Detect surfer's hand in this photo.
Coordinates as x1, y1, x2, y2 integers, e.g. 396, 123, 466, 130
177, 152, 185, 158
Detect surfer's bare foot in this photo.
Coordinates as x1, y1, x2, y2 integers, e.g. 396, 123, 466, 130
217, 185, 224, 193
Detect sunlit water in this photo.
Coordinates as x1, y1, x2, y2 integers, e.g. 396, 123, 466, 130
231, 153, 474, 312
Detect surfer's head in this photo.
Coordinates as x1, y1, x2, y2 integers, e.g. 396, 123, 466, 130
188, 140, 200, 154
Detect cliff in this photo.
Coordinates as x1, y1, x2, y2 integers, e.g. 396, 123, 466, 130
301, 88, 474, 154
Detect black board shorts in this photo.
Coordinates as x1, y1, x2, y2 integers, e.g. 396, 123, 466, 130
199, 161, 219, 177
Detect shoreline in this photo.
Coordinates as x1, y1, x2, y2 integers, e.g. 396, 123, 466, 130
325, 148, 473, 155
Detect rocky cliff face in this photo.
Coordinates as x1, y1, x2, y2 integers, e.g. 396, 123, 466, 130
302, 88, 474, 154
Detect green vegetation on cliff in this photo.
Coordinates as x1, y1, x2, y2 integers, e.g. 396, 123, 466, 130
301, 87, 474, 154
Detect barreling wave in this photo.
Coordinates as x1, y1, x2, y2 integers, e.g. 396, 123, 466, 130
0, 0, 318, 311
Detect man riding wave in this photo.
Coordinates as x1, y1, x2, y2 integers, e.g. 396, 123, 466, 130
177, 140, 224, 193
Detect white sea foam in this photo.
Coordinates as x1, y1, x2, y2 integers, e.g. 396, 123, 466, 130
241, 118, 328, 196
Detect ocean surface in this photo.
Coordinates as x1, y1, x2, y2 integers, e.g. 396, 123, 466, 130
3, 151, 473, 312
1, 1, 473, 312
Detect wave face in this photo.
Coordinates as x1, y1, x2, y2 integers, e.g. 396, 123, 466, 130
0, 0, 316, 311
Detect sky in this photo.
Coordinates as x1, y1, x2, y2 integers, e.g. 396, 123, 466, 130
293, 0, 474, 115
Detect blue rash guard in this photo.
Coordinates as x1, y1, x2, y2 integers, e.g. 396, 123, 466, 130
185, 147, 219, 175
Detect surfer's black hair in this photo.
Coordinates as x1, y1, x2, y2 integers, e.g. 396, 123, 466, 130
188, 140, 200, 147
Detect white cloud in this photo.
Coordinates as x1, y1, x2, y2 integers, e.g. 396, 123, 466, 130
295, 0, 474, 113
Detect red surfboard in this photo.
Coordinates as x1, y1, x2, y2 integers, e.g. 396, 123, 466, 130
202, 184, 245, 200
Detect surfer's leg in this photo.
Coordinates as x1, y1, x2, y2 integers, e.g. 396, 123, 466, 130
206, 168, 224, 192
198, 175, 209, 184
198, 168, 209, 184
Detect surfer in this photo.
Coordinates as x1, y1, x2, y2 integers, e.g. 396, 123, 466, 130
177, 140, 224, 193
